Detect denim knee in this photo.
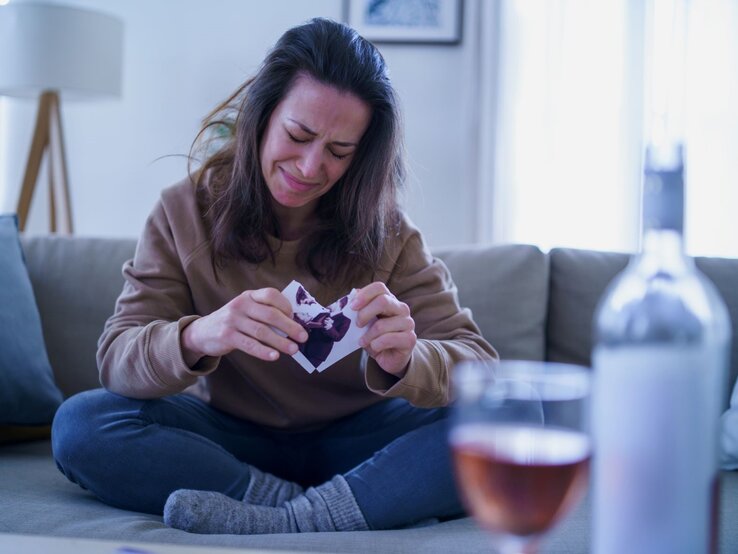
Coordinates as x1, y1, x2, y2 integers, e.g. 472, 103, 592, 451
51, 389, 133, 481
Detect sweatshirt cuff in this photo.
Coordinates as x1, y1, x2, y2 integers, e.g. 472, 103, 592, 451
147, 316, 220, 387
363, 339, 449, 407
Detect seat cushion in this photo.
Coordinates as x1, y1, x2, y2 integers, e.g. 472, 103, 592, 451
0, 440, 592, 552
2, 440, 737, 552
0, 216, 63, 428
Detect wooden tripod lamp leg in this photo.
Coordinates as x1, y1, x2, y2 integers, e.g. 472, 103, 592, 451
17, 92, 53, 232
48, 92, 73, 234
48, 153, 57, 233
16, 90, 74, 234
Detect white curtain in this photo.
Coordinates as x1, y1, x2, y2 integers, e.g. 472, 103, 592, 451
479, 0, 738, 257
684, 0, 738, 258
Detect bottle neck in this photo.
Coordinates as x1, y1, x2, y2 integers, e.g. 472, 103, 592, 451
642, 144, 684, 233
637, 223, 693, 280
637, 143, 691, 271
641, 225, 684, 259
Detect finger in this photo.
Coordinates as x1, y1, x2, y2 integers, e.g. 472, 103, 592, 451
238, 318, 302, 356
350, 282, 391, 310
249, 288, 294, 317
226, 328, 282, 361
243, 297, 307, 342
361, 315, 414, 346
364, 330, 417, 355
356, 294, 410, 328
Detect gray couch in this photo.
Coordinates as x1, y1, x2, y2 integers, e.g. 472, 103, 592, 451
2, 236, 737, 553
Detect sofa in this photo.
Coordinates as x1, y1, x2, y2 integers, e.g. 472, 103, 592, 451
2, 235, 737, 553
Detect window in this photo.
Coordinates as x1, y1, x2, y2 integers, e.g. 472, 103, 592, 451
487, 0, 738, 257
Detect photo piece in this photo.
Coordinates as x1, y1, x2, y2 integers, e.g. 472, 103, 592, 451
282, 280, 372, 374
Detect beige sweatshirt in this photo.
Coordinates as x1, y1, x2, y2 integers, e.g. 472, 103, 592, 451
97, 178, 497, 430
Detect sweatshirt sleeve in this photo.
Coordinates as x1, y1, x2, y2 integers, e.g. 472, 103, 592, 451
364, 225, 498, 407
96, 198, 219, 398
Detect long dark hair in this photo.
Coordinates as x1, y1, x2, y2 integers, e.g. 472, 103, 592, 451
191, 17, 404, 285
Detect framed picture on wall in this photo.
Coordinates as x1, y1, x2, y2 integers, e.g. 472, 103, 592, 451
345, 0, 463, 45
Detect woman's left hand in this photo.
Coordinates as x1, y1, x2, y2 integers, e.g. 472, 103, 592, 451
351, 282, 416, 377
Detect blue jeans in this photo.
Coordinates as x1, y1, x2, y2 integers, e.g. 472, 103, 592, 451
51, 389, 463, 529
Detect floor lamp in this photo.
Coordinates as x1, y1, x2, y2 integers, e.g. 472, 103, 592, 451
0, 3, 123, 234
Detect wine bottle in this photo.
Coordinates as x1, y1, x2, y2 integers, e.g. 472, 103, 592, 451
591, 141, 731, 553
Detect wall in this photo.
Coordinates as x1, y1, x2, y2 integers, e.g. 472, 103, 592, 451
0, 0, 483, 248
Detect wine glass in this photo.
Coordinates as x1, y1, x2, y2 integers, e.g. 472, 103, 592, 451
449, 360, 591, 554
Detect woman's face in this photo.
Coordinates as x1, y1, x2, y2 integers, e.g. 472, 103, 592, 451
259, 74, 372, 217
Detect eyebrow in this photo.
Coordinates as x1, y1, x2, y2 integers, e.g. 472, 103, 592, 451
287, 119, 358, 148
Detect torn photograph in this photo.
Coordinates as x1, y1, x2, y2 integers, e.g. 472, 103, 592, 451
282, 280, 370, 373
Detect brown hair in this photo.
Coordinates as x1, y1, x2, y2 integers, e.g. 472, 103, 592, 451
190, 18, 404, 285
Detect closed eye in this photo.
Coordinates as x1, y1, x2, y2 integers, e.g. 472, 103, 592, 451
286, 131, 308, 144
288, 131, 352, 161
330, 150, 350, 160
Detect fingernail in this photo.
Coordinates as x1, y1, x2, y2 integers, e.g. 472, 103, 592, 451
350, 298, 359, 309
269, 351, 279, 360
290, 343, 299, 354
299, 332, 308, 342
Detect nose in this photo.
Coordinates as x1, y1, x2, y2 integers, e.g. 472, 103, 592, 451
296, 144, 323, 180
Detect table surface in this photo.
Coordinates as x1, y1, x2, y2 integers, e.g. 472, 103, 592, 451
0, 534, 308, 554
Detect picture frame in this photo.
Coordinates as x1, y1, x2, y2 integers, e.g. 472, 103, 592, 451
345, 0, 463, 45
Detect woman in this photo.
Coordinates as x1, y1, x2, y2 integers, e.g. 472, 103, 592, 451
51, 18, 497, 534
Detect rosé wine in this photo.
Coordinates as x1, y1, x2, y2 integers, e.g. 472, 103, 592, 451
450, 423, 590, 538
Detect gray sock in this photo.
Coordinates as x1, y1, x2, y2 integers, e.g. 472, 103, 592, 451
163, 475, 369, 535
243, 466, 303, 506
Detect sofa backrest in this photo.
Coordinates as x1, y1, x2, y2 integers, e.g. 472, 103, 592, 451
21, 236, 136, 398
548, 247, 738, 409
546, 248, 629, 368
434, 244, 549, 362
20, 238, 551, 398
20, 237, 737, 409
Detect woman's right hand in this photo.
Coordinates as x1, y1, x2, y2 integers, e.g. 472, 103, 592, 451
180, 288, 308, 366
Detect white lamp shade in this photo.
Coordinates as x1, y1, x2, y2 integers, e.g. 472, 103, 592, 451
0, 3, 123, 100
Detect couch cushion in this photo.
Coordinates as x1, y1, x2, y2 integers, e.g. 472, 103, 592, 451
0, 440, 591, 552
0, 216, 63, 427
434, 244, 548, 361
19, 236, 137, 398
546, 248, 629, 370
696, 256, 738, 407
3, 440, 738, 552
21, 238, 548, 397
548, 248, 738, 408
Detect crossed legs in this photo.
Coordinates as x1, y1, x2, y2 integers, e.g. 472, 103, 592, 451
52, 389, 463, 531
